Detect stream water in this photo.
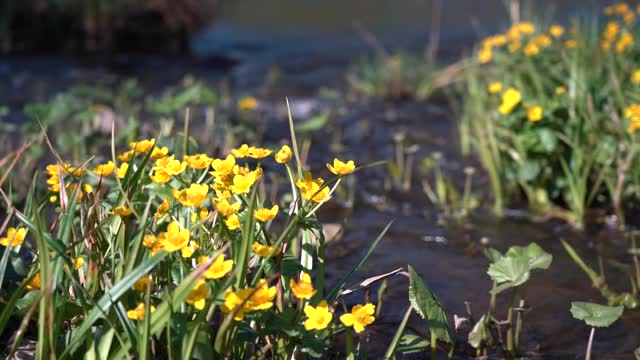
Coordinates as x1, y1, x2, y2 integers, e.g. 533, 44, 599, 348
2, 0, 639, 357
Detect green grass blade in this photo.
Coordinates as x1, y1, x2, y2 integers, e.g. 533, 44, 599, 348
383, 305, 413, 360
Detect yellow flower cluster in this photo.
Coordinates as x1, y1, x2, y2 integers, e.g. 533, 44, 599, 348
221, 281, 277, 320
604, 2, 636, 24
498, 87, 522, 115
625, 104, 640, 133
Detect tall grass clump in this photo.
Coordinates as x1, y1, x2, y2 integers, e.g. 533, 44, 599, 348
460, 3, 640, 228
0, 100, 457, 358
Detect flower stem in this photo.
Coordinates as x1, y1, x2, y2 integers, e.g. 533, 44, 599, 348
586, 327, 595, 360
506, 287, 516, 353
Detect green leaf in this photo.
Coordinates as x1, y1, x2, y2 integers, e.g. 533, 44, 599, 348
468, 315, 492, 348
396, 334, 430, 354
408, 266, 451, 343
483, 247, 503, 262
505, 243, 552, 272
517, 159, 540, 182
487, 255, 530, 287
570, 302, 623, 328
297, 113, 329, 133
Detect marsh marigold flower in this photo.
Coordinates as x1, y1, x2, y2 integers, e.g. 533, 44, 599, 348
231, 144, 254, 158
150, 146, 169, 160
134, 276, 154, 292
184, 154, 213, 170
527, 106, 543, 122
237, 97, 258, 111
549, 24, 564, 37
118, 150, 134, 162
327, 159, 355, 176
154, 198, 170, 218
524, 42, 540, 56
221, 289, 251, 321
130, 138, 156, 156
225, 214, 241, 230
181, 241, 199, 258
488, 82, 503, 93
296, 172, 331, 202
565, 39, 577, 48
275, 145, 292, 163
93, 161, 115, 176
173, 183, 209, 208
252, 241, 280, 257
246, 281, 276, 311
632, 69, 640, 84
127, 302, 156, 320
200, 254, 234, 280
477, 47, 492, 64
229, 172, 257, 194
26, 273, 41, 290
210, 155, 236, 178
248, 147, 273, 159
254, 205, 278, 222
110, 206, 133, 217
304, 300, 333, 331
0, 227, 26, 247
498, 88, 522, 115
215, 198, 240, 217
340, 303, 376, 333
186, 279, 210, 310
157, 221, 190, 252
290, 273, 317, 299
116, 162, 129, 179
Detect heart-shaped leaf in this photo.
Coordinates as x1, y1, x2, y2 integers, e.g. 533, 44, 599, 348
570, 302, 623, 328
505, 243, 552, 272
408, 266, 451, 343
487, 255, 530, 287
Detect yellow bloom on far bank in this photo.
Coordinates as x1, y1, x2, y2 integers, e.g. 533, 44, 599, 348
498, 88, 522, 115
275, 145, 292, 163
327, 159, 355, 176
93, 161, 115, 176
523, 42, 540, 56
339, 303, 376, 333
304, 300, 333, 331
186, 279, 210, 310
565, 39, 577, 48
157, 221, 190, 252
487, 82, 503, 93
172, 183, 209, 208
477, 47, 492, 64
555, 86, 567, 95
0, 227, 26, 247
527, 105, 543, 122
200, 254, 234, 280
254, 205, 279, 222
549, 24, 564, 38
237, 96, 258, 111
127, 302, 156, 320
290, 273, 317, 300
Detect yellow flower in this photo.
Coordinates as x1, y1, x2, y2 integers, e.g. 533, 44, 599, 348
225, 214, 241, 230
150, 146, 169, 160
498, 88, 521, 115
143, 234, 157, 248
157, 221, 190, 252
339, 303, 376, 333
254, 205, 279, 222
0, 227, 26, 247
110, 206, 133, 217
200, 254, 234, 280
523, 42, 540, 56
185, 279, 209, 310
290, 273, 317, 300
153, 155, 187, 176
184, 154, 213, 170
118, 150, 134, 162
127, 302, 156, 320
549, 24, 564, 38
555, 86, 567, 95
229, 172, 257, 194
246, 281, 276, 311
221, 289, 250, 321
210, 155, 236, 177
628, 120, 640, 134
154, 198, 170, 218
616, 33, 634, 53
296, 172, 331, 202
533, 34, 552, 47
487, 82, 503, 93
304, 300, 333, 331
93, 161, 115, 176
508, 41, 521, 53
133, 276, 154, 292
515, 22, 535, 34
181, 241, 199, 258
72, 257, 84, 270
632, 69, 640, 84
248, 147, 273, 159
198, 207, 209, 221
252, 241, 280, 257
26, 272, 41, 291
130, 138, 156, 156
150, 169, 171, 184
237, 96, 258, 111
116, 162, 129, 179
231, 144, 254, 158
477, 47, 492, 64
564, 39, 577, 49
327, 159, 355, 176
275, 145, 293, 163
215, 199, 240, 217
527, 105, 543, 122
172, 183, 209, 208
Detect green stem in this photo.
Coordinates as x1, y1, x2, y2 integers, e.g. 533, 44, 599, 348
346, 329, 355, 360
430, 331, 437, 359
586, 327, 595, 360
506, 287, 517, 353
514, 296, 525, 353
